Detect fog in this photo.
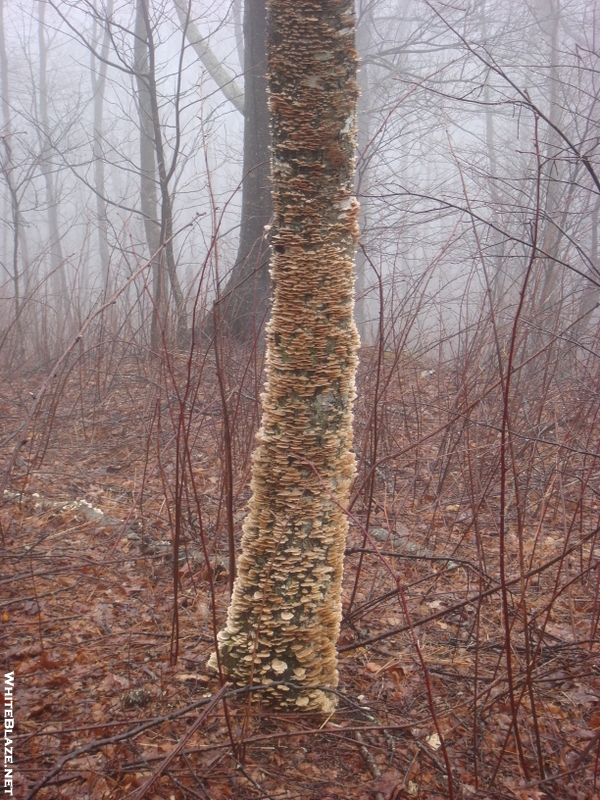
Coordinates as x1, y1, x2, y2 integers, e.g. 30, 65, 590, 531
2, 4, 600, 793
0, 0, 597, 358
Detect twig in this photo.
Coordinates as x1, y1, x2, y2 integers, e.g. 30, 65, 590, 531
414, 738, 449, 780
129, 683, 228, 800
24, 690, 221, 799
231, 757, 279, 800
354, 730, 385, 800
339, 526, 600, 651
0, 226, 191, 500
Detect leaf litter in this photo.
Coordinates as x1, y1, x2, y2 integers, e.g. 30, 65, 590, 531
1, 347, 600, 799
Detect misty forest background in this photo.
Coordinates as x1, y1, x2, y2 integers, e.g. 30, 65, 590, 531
2, 0, 600, 798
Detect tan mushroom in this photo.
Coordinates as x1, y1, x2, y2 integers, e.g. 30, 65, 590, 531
208, 0, 359, 712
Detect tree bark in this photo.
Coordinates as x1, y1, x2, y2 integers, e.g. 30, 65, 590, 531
172, 0, 244, 114
537, 0, 563, 314
209, 0, 360, 712
0, 0, 22, 343
136, 0, 188, 348
173, 0, 271, 342
134, 0, 164, 350
354, 0, 373, 342
218, 0, 272, 340
90, 0, 113, 291
38, 0, 71, 331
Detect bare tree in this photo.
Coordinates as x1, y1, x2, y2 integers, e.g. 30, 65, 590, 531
134, 0, 165, 349
172, 0, 244, 114
175, 0, 271, 341
90, 0, 113, 290
0, 0, 23, 341
135, 0, 188, 348
218, 0, 271, 339
37, 0, 71, 329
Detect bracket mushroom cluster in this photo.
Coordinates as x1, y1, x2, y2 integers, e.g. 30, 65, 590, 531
208, 0, 360, 713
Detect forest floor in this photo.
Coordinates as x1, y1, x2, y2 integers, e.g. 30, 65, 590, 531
2, 346, 600, 800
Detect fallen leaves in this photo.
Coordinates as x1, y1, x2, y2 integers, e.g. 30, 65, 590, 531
2, 348, 600, 799
426, 731, 441, 750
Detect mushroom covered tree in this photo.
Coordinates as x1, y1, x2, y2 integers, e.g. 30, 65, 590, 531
208, 0, 360, 712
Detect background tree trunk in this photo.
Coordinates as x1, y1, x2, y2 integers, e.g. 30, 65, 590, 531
136, 0, 188, 348
90, 0, 113, 292
134, 0, 164, 350
173, 0, 244, 114
354, 0, 373, 343
480, 1, 506, 307
209, 0, 360, 712
140, 0, 188, 348
173, 0, 271, 342
218, 0, 272, 340
537, 0, 563, 315
38, 0, 71, 332
0, 0, 22, 345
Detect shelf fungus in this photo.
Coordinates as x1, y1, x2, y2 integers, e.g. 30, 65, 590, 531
208, 0, 360, 713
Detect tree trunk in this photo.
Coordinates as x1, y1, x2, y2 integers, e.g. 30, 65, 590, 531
480, 2, 506, 307
172, 0, 244, 114
173, 0, 271, 342
537, 0, 563, 314
232, 0, 244, 76
354, 0, 373, 343
576, 196, 600, 334
0, 0, 22, 345
136, 0, 189, 348
38, 0, 71, 331
484, 76, 507, 305
91, 0, 113, 292
218, 0, 272, 340
209, 0, 360, 712
134, 0, 164, 350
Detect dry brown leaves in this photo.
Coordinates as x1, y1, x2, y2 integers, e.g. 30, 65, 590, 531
1, 349, 600, 799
